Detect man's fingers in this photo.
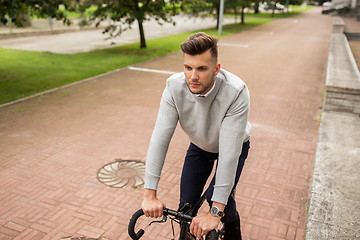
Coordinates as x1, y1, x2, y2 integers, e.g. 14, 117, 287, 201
195, 226, 203, 239
157, 207, 163, 218
142, 196, 165, 218
143, 206, 163, 218
190, 219, 202, 239
154, 203, 164, 218
190, 221, 196, 236
191, 213, 218, 239
143, 208, 151, 217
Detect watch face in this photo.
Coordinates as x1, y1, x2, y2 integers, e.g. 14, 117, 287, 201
210, 207, 219, 216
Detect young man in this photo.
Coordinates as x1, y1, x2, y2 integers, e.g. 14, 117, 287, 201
142, 32, 251, 240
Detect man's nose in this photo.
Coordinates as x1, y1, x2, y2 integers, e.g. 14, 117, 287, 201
190, 70, 199, 80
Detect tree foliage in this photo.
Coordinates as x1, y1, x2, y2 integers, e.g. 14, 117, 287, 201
0, 0, 73, 27
83, 0, 181, 48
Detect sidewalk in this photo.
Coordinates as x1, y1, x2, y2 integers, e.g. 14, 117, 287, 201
0, 7, 333, 240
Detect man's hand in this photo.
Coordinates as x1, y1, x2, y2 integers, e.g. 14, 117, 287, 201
142, 189, 165, 218
190, 212, 221, 239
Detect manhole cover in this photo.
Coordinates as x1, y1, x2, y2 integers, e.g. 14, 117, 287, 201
97, 159, 145, 188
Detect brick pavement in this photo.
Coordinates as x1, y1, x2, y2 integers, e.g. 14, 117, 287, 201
0, 7, 332, 240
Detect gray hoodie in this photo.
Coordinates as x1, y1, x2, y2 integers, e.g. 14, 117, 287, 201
144, 69, 251, 205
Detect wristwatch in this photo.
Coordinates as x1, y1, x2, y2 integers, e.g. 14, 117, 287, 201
210, 206, 225, 217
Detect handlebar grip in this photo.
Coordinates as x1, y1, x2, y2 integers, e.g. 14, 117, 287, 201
128, 209, 145, 240
207, 229, 219, 240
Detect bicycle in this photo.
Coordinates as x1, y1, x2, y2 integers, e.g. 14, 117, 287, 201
128, 190, 224, 240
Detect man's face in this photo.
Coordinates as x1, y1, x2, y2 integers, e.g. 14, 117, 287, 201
183, 50, 220, 95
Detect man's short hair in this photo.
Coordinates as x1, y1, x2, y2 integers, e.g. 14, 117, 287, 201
180, 32, 218, 61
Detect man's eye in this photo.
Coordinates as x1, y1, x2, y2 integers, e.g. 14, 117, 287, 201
185, 66, 192, 70
198, 67, 207, 71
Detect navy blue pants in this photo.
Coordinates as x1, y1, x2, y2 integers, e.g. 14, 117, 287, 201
179, 141, 250, 224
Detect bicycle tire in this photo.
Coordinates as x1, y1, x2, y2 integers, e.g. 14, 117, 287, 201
128, 209, 145, 240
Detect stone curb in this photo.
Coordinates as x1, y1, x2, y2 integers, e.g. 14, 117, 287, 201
0, 26, 103, 40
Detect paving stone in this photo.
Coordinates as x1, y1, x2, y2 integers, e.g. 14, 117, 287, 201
0, 7, 333, 240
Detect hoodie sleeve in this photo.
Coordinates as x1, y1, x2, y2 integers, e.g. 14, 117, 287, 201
211, 85, 250, 205
144, 82, 179, 190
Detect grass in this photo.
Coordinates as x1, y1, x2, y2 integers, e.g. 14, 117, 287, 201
0, 8, 309, 105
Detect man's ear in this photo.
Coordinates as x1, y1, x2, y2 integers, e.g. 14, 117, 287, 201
215, 63, 221, 75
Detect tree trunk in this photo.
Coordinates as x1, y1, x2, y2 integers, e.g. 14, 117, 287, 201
241, 7, 245, 24
137, 19, 146, 48
254, 1, 260, 14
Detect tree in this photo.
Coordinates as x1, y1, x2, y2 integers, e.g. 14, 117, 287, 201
182, 0, 222, 29
226, 0, 253, 24
253, 0, 261, 14
85, 0, 181, 48
209, 0, 221, 29
182, 0, 251, 29
0, 0, 73, 27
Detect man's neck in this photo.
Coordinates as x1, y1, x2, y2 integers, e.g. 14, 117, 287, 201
196, 78, 217, 98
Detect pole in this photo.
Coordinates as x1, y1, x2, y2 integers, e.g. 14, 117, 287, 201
218, 0, 225, 35
286, 0, 289, 14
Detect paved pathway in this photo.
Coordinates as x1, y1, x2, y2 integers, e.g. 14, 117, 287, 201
0, 7, 332, 240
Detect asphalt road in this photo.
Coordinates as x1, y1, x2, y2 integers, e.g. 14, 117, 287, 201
0, 16, 237, 54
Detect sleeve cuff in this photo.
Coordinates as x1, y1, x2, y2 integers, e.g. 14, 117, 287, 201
211, 186, 232, 205
144, 174, 160, 190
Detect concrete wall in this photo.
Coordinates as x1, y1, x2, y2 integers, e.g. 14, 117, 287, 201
305, 16, 360, 239
325, 17, 360, 115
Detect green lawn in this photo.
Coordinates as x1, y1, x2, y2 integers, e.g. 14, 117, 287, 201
0, 8, 310, 105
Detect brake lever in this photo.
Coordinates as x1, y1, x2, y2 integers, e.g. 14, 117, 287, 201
149, 214, 168, 226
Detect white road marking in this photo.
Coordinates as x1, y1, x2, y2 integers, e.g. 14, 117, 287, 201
248, 30, 274, 35
219, 43, 249, 48
128, 66, 176, 75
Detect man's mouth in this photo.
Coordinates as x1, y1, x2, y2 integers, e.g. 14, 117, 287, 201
190, 82, 201, 87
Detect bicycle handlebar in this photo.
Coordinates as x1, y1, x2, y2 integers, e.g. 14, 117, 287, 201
128, 209, 146, 240
128, 208, 218, 240
128, 208, 194, 240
